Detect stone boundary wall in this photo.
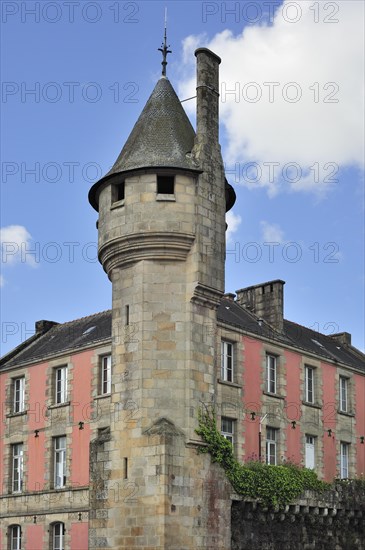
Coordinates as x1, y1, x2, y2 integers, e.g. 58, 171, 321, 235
231, 484, 365, 550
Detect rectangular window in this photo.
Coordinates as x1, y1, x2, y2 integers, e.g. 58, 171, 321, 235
112, 181, 125, 203
101, 355, 111, 395
13, 377, 25, 413
55, 366, 67, 404
11, 443, 23, 493
54, 436, 66, 489
157, 175, 174, 194
10, 525, 21, 550
305, 435, 316, 469
117, 181, 125, 201
339, 376, 348, 412
340, 442, 349, 479
221, 417, 234, 445
266, 355, 277, 394
221, 341, 234, 382
52, 523, 65, 550
266, 427, 278, 465
305, 366, 315, 403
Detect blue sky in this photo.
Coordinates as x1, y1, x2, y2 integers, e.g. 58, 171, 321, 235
1, 0, 364, 355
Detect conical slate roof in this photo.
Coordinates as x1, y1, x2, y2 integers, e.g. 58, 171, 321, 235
88, 74, 236, 212
89, 77, 199, 210
108, 77, 197, 174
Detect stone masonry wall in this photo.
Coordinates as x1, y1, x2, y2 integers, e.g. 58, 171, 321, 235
231, 484, 365, 550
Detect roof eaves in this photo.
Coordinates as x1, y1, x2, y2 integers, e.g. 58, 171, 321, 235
0, 332, 42, 369
0, 336, 112, 371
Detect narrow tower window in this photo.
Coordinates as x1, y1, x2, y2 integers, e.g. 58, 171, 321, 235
157, 175, 174, 195
125, 305, 130, 326
117, 181, 125, 201
112, 181, 125, 203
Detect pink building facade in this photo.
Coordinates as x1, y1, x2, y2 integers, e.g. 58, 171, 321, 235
216, 282, 365, 482
1, 282, 364, 549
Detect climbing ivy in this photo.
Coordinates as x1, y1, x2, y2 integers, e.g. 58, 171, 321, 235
196, 406, 328, 507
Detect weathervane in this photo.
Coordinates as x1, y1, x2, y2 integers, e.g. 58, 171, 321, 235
158, 8, 171, 76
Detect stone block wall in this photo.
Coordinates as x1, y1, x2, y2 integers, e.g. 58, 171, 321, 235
231, 484, 365, 550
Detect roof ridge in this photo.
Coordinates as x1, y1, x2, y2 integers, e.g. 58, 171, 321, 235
50, 309, 112, 329
284, 318, 342, 348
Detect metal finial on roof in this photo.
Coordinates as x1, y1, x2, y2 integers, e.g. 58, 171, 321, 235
158, 8, 171, 76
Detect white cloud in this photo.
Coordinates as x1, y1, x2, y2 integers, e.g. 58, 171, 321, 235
178, 1, 364, 195
226, 210, 242, 242
0, 225, 36, 267
260, 221, 285, 243
0, 274, 4, 287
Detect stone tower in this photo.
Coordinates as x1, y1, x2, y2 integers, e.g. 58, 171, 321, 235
88, 47, 235, 549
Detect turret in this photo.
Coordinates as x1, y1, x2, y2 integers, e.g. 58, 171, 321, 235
88, 42, 234, 550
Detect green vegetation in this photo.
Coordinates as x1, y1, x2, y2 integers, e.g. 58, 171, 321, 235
196, 406, 328, 507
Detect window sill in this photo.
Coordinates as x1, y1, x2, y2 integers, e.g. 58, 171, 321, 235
302, 401, 322, 410
156, 194, 175, 201
48, 401, 70, 410
338, 409, 355, 418
263, 391, 285, 400
218, 379, 242, 389
6, 411, 27, 418
94, 393, 111, 400
111, 199, 125, 209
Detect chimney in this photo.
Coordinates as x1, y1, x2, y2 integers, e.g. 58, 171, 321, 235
329, 332, 352, 346
236, 280, 285, 332
35, 320, 58, 335
223, 292, 236, 302
194, 48, 221, 149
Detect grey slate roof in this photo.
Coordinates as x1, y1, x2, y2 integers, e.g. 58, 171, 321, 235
217, 299, 365, 373
107, 77, 197, 174
0, 311, 111, 370
283, 319, 365, 372
2, 301, 363, 373
89, 77, 199, 210
88, 76, 236, 212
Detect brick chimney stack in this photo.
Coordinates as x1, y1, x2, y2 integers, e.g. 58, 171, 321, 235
236, 280, 285, 332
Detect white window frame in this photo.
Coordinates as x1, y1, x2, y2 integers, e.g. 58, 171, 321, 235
13, 377, 25, 413
11, 443, 23, 493
266, 354, 277, 394
339, 376, 348, 412
305, 366, 315, 403
10, 525, 21, 550
101, 355, 111, 395
305, 435, 316, 470
55, 366, 68, 404
266, 427, 277, 465
221, 417, 234, 445
221, 341, 234, 383
340, 442, 349, 479
54, 436, 66, 489
52, 522, 65, 550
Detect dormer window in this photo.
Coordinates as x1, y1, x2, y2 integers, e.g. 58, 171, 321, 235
157, 175, 174, 195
